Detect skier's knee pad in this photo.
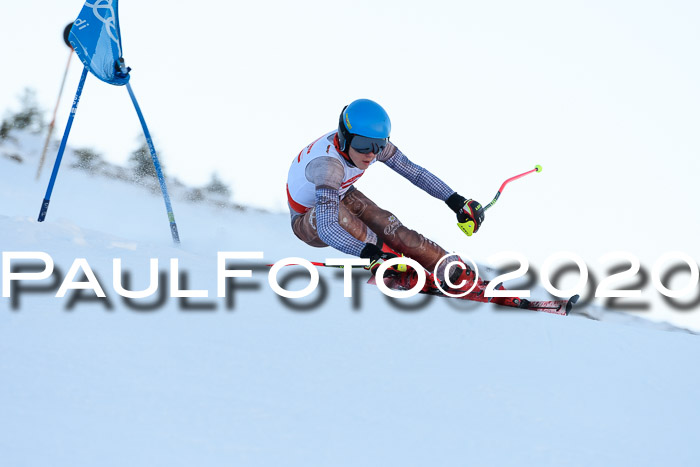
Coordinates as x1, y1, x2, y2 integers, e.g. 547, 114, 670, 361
375, 225, 445, 273
395, 225, 426, 250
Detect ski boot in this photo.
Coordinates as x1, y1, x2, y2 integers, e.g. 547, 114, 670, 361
435, 257, 479, 294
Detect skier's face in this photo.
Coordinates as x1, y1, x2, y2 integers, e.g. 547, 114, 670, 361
348, 147, 377, 170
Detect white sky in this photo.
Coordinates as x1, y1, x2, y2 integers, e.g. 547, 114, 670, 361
2, 1, 700, 327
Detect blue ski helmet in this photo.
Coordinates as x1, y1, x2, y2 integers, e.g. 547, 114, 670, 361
338, 99, 391, 153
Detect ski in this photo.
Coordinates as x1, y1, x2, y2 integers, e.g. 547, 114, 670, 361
270, 260, 579, 316
369, 271, 579, 316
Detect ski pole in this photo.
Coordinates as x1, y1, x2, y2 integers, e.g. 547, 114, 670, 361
458, 164, 543, 236
38, 66, 89, 222
267, 258, 408, 272
266, 262, 352, 269
36, 22, 75, 181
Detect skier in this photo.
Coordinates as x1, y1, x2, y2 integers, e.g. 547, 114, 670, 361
286, 98, 484, 286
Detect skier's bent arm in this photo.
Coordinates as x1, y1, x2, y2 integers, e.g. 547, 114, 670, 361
380, 143, 486, 234
306, 156, 378, 257
380, 144, 454, 201
314, 187, 367, 257
314, 188, 394, 264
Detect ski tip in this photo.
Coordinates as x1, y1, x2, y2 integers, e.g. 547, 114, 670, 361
565, 294, 580, 315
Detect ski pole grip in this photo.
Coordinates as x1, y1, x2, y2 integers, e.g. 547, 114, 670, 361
457, 220, 476, 236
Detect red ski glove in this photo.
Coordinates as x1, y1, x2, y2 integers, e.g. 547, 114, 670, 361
446, 193, 485, 236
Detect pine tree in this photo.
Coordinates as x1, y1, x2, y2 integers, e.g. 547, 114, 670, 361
0, 88, 45, 140
129, 141, 164, 179
205, 173, 231, 199
72, 148, 102, 173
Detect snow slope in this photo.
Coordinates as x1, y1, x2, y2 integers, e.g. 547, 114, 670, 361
2, 132, 700, 466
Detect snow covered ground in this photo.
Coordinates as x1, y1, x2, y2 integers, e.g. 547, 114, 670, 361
2, 131, 700, 466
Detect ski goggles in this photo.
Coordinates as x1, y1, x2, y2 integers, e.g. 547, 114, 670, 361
350, 135, 388, 154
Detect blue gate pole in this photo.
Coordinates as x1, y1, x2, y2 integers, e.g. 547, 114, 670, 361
125, 82, 181, 244
38, 66, 89, 222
